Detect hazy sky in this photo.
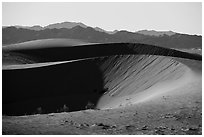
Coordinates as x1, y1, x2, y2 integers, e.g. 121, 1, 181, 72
2, 2, 202, 35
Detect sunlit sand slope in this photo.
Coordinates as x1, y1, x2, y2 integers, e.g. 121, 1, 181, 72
96, 55, 201, 109
3, 38, 93, 50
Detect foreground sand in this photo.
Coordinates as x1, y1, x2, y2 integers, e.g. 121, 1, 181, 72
3, 66, 202, 134
3, 83, 201, 135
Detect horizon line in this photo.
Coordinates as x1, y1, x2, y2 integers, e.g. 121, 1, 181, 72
2, 21, 202, 36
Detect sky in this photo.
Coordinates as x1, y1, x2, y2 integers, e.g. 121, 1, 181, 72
2, 2, 202, 35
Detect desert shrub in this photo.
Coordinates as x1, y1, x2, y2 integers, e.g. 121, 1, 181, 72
36, 107, 42, 114
58, 104, 69, 112
85, 101, 95, 110
62, 104, 69, 112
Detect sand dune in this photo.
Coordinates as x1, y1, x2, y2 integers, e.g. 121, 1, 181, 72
96, 55, 201, 109
2, 39, 201, 66
2, 39, 201, 115
3, 38, 94, 50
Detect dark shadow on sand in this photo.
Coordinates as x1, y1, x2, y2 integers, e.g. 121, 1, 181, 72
3, 60, 105, 115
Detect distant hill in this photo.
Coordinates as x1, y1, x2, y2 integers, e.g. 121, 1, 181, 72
94, 27, 118, 34
28, 25, 43, 31
44, 21, 88, 29
10, 25, 43, 31
2, 23, 202, 49
136, 30, 176, 36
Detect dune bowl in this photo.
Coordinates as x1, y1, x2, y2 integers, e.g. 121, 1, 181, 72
2, 39, 202, 116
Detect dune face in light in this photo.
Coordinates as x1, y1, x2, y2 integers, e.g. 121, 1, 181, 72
2, 39, 202, 116
96, 55, 201, 109
3, 38, 94, 50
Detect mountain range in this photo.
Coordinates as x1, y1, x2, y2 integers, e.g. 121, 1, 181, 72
2, 21, 202, 49
3, 22, 117, 34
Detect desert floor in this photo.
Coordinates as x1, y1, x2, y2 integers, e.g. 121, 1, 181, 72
3, 81, 202, 135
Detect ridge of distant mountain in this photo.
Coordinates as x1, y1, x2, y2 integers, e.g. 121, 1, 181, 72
44, 21, 88, 29
94, 27, 118, 34
2, 25, 202, 49
10, 25, 43, 31
3, 21, 118, 34
137, 30, 176, 36
28, 25, 44, 31
3, 22, 181, 36
3, 22, 119, 34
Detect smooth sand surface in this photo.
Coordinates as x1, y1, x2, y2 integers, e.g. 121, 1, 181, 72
96, 55, 201, 109
3, 38, 94, 50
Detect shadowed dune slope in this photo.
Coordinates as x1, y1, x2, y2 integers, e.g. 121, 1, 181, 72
2, 40, 202, 115
3, 60, 105, 115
